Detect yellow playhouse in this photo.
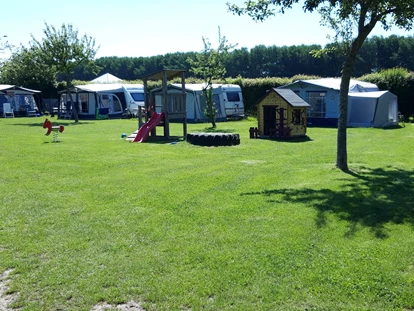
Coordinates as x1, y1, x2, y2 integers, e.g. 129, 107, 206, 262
256, 88, 310, 139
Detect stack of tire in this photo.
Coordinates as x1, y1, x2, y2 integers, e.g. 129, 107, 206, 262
187, 132, 240, 146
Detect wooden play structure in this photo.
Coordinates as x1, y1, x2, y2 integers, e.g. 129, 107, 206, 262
255, 88, 310, 139
132, 69, 187, 142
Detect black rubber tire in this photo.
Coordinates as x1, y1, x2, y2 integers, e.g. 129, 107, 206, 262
186, 133, 195, 144
187, 132, 240, 146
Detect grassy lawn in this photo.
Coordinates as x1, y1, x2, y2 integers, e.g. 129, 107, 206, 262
0, 116, 413, 311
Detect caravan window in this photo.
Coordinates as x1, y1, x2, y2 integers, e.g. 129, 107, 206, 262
226, 91, 240, 102
306, 92, 326, 118
130, 93, 145, 101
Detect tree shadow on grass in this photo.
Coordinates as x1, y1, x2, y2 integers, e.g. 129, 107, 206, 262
258, 135, 313, 143
10, 121, 94, 127
241, 166, 414, 238
143, 136, 186, 144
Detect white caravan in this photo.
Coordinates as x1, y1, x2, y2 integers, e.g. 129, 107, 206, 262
220, 84, 244, 118
165, 83, 244, 121
161, 84, 227, 122
122, 84, 145, 116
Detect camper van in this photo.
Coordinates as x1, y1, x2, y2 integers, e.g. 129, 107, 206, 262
220, 84, 244, 118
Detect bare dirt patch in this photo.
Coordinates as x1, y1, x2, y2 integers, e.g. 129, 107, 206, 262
90, 300, 146, 311
1, 269, 145, 311
0, 269, 18, 311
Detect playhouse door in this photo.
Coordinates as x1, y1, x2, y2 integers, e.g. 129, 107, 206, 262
263, 106, 276, 136
275, 107, 291, 138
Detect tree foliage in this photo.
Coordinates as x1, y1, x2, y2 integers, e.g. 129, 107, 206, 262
228, 0, 414, 170
0, 35, 10, 64
30, 23, 100, 122
187, 27, 237, 127
60, 35, 414, 83
0, 46, 57, 99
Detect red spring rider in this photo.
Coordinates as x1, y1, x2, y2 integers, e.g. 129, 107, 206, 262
43, 118, 65, 142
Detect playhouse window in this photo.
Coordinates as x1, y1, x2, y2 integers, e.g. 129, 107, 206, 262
306, 92, 326, 118
292, 109, 301, 124
168, 94, 185, 113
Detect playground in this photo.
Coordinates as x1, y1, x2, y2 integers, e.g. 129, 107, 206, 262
128, 70, 187, 143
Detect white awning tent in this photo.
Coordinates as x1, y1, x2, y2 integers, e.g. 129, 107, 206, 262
348, 91, 398, 128
57, 83, 140, 119
90, 73, 123, 83
0, 85, 41, 116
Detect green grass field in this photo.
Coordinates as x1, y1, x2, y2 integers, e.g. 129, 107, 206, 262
0, 117, 413, 311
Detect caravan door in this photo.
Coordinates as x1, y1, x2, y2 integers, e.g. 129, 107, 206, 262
98, 94, 123, 117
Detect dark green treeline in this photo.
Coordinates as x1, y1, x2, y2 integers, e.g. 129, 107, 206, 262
74, 35, 414, 81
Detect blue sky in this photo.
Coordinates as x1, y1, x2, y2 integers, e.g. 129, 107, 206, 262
1, 0, 413, 59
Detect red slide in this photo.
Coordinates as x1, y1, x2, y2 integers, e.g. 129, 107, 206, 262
132, 111, 165, 143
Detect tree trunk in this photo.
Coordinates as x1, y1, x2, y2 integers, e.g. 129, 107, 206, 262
66, 79, 79, 123
336, 70, 351, 171
336, 34, 372, 170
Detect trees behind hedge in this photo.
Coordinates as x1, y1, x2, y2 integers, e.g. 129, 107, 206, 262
68, 35, 414, 81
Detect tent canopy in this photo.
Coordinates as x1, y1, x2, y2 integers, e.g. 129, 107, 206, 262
73, 84, 125, 93
0, 84, 41, 95
90, 73, 122, 83
282, 78, 379, 92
